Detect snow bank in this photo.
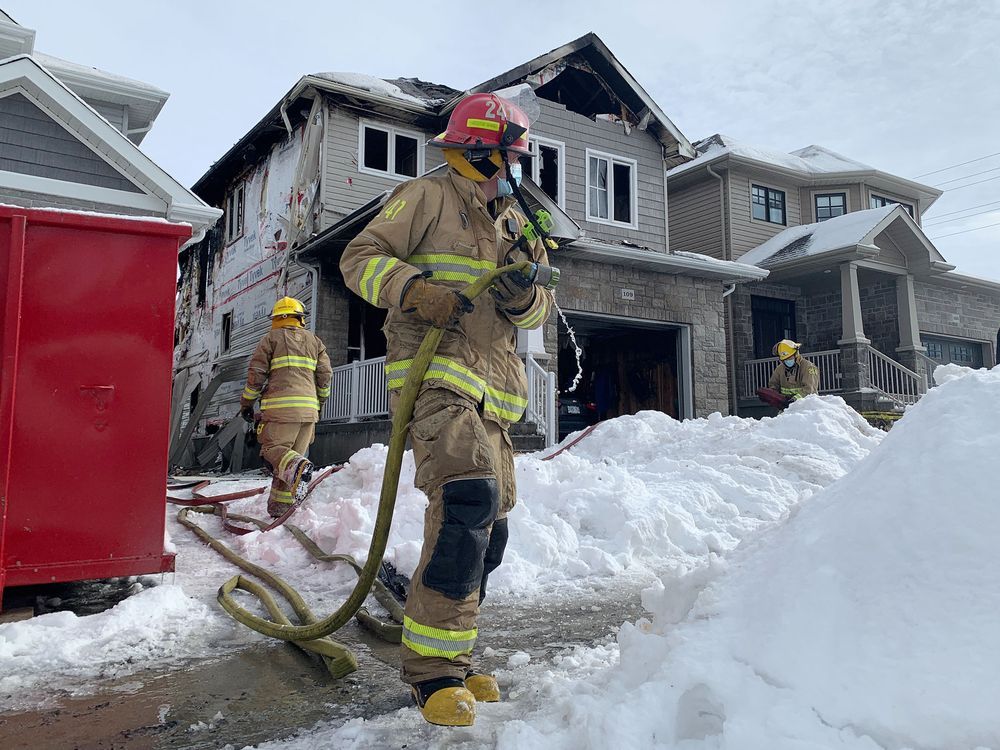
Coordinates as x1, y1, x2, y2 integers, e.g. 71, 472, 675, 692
499, 364, 1000, 749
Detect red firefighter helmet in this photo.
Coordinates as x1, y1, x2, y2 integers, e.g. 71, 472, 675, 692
430, 93, 531, 156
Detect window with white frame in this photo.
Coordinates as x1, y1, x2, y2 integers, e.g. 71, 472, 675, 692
586, 149, 637, 227
751, 184, 786, 225
815, 192, 846, 221
518, 136, 565, 207
359, 120, 422, 179
870, 194, 914, 217
225, 183, 245, 244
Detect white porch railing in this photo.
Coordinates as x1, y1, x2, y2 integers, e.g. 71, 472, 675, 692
867, 347, 926, 406
742, 349, 842, 399
319, 354, 556, 441
525, 353, 557, 447
321, 356, 389, 422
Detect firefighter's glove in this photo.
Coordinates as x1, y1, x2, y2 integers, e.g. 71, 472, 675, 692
401, 276, 474, 328
240, 405, 255, 424
490, 267, 536, 314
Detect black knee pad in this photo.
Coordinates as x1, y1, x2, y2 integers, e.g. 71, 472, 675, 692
479, 517, 508, 605
423, 477, 499, 600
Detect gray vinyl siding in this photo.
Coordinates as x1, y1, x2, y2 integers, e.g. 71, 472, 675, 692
89, 99, 126, 133
667, 175, 724, 258
0, 92, 142, 192
531, 98, 666, 250
730, 170, 801, 260
321, 102, 443, 230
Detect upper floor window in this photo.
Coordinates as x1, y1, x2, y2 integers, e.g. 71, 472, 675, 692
359, 120, 422, 180
519, 136, 565, 208
225, 183, 245, 245
815, 192, 846, 222
870, 194, 914, 217
586, 149, 637, 228
752, 184, 786, 225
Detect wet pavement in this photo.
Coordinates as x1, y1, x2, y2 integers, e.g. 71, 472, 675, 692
0, 580, 649, 749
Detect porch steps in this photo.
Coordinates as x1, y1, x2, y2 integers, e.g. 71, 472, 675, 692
510, 422, 547, 453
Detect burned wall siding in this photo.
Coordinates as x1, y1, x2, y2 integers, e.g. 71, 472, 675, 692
174, 124, 317, 431
531, 98, 667, 251
322, 102, 444, 230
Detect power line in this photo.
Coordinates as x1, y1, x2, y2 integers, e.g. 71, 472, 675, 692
924, 206, 1000, 227
915, 151, 1000, 179
934, 165, 1000, 187
923, 199, 1000, 220
930, 220, 1000, 240
940, 174, 1000, 192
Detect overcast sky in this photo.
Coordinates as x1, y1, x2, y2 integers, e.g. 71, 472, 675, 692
8, 1, 1000, 278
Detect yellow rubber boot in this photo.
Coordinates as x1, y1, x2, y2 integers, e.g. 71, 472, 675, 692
465, 672, 500, 702
412, 678, 476, 726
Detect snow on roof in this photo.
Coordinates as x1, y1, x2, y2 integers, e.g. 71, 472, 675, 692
311, 71, 450, 107
667, 133, 874, 179
32, 51, 168, 97
739, 204, 898, 267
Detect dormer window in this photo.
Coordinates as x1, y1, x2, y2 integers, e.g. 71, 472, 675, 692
870, 194, 914, 217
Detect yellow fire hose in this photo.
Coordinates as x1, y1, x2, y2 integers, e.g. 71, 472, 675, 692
189, 261, 553, 676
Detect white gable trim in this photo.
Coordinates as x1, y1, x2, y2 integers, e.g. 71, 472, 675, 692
0, 55, 220, 242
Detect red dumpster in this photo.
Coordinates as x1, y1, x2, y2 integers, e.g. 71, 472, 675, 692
0, 206, 191, 608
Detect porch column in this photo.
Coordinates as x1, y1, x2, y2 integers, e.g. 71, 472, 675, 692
837, 261, 869, 346
895, 273, 928, 387
837, 261, 872, 410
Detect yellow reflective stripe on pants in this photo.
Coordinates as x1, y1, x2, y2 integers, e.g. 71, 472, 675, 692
270, 355, 317, 370
385, 356, 487, 399
360, 256, 400, 305
261, 396, 320, 410
401, 615, 476, 659
408, 253, 496, 284
483, 385, 528, 421
269, 488, 294, 505
277, 450, 298, 474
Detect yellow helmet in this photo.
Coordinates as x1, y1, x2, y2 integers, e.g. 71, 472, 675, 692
271, 296, 305, 319
773, 339, 801, 360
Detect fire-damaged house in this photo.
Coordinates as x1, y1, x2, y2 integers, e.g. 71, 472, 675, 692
172, 33, 766, 469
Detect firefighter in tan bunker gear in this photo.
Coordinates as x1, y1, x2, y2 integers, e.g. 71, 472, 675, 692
767, 339, 820, 403
340, 92, 553, 726
239, 297, 332, 517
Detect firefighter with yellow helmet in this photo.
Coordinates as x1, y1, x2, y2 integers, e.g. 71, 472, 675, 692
239, 296, 332, 515
762, 339, 820, 407
340, 91, 554, 726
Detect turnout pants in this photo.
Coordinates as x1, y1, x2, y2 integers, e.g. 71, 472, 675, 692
258, 421, 315, 510
400, 388, 516, 685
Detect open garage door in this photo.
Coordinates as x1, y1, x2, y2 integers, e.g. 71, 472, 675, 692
557, 312, 692, 437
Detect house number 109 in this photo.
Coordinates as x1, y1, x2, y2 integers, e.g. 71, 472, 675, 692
620, 288, 635, 300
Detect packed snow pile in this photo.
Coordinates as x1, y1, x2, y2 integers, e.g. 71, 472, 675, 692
495, 364, 1000, 750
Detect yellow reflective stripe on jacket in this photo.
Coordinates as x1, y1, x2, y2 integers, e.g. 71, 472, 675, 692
401, 615, 476, 659
242, 385, 261, 400
385, 356, 487, 399
408, 253, 496, 284
270, 355, 318, 370
261, 395, 320, 410
508, 298, 548, 329
360, 256, 400, 305
780, 387, 804, 398
317, 385, 331, 398
483, 385, 528, 421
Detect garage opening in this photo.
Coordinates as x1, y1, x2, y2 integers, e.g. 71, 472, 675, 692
557, 312, 691, 437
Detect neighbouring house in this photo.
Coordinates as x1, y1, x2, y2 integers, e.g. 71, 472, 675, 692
666, 134, 1000, 416
173, 33, 766, 469
0, 11, 218, 233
